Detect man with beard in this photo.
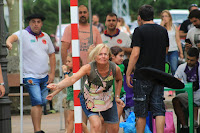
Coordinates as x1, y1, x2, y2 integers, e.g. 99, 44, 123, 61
101, 13, 132, 59
186, 9, 200, 51
172, 47, 200, 132
61, 5, 102, 65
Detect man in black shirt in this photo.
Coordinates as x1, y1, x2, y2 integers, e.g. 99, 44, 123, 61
179, 4, 198, 38
126, 5, 169, 133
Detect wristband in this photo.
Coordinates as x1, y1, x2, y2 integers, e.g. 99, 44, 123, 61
115, 95, 120, 98
64, 72, 71, 75
0, 83, 4, 86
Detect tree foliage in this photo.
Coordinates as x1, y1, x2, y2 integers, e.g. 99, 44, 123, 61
22, 0, 200, 34
6, 0, 19, 56
23, 0, 112, 35
23, 0, 70, 35
129, 0, 200, 20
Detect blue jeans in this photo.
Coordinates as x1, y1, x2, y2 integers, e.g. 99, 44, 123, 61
166, 51, 178, 75
132, 79, 165, 118
23, 75, 49, 106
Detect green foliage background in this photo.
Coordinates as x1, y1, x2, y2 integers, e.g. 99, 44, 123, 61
23, 0, 200, 35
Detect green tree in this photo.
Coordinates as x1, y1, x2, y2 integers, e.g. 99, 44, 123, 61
23, 0, 112, 34
23, 0, 71, 35
6, 0, 19, 56
129, 0, 200, 20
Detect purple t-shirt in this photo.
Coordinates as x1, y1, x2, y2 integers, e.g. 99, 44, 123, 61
123, 75, 134, 107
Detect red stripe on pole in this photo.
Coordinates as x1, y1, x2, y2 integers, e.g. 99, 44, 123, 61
70, 0, 78, 6
72, 57, 80, 73
74, 90, 81, 106
75, 123, 82, 133
70, 1, 82, 132
71, 24, 79, 39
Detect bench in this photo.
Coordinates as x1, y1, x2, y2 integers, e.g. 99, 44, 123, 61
7, 73, 29, 96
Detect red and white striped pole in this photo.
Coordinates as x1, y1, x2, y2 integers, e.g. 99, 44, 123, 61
70, 0, 82, 132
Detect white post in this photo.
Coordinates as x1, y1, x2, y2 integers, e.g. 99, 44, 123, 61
88, 0, 93, 45
19, 0, 23, 133
58, 0, 64, 130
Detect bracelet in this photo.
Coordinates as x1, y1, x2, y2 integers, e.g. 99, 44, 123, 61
64, 72, 71, 75
115, 95, 120, 98
0, 83, 4, 86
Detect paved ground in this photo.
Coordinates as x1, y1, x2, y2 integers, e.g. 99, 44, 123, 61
11, 91, 177, 133
12, 113, 66, 133
12, 112, 124, 133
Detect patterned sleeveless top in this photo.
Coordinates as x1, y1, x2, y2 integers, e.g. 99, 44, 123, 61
83, 61, 116, 112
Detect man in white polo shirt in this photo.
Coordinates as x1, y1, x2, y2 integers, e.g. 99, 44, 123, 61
101, 13, 132, 58
6, 14, 55, 133
186, 9, 200, 51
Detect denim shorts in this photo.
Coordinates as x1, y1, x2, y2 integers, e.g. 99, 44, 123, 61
80, 94, 119, 123
132, 79, 165, 118
23, 75, 49, 106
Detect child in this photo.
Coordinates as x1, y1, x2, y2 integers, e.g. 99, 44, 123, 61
110, 46, 126, 120
48, 53, 88, 133
62, 53, 74, 133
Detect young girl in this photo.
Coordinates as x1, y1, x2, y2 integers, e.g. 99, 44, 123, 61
110, 46, 126, 120
58, 53, 88, 133
62, 53, 74, 133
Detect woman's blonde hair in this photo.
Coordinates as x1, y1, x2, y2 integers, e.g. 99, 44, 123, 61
161, 10, 173, 28
89, 43, 111, 61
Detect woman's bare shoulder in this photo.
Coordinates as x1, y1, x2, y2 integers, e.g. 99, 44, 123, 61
81, 64, 92, 75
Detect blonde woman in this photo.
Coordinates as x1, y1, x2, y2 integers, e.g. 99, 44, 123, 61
46, 44, 125, 133
161, 10, 184, 96
161, 10, 184, 75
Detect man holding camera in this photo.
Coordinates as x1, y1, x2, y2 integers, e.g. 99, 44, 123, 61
172, 47, 200, 133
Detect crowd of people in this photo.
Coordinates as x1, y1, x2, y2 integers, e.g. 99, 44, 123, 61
3, 3, 200, 133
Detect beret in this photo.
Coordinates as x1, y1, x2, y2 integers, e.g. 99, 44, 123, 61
26, 14, 45, 21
